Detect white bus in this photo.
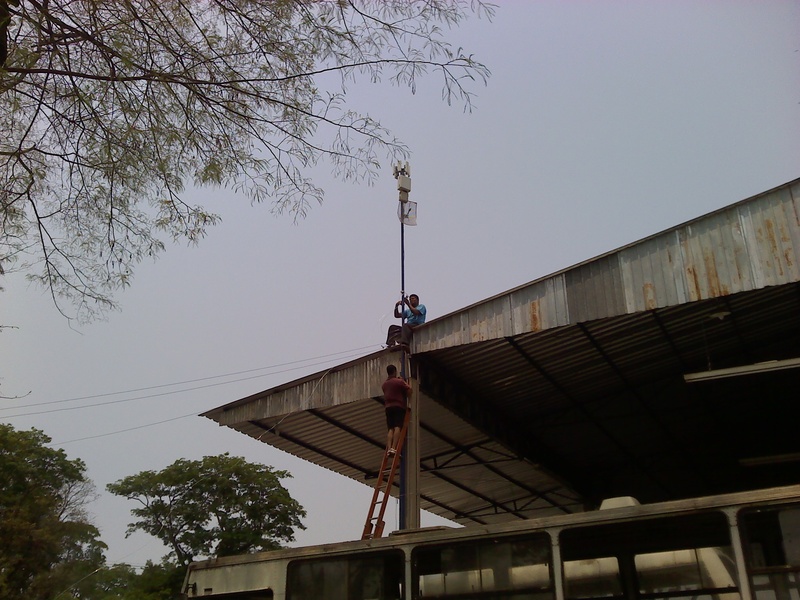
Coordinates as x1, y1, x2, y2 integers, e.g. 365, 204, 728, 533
182, 485, 800, 600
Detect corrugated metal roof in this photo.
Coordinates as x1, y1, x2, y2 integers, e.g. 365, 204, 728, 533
203, 177, 800, 535
413, 178, 800, 351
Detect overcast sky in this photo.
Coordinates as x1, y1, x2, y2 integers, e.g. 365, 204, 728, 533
2, 0, 799, 569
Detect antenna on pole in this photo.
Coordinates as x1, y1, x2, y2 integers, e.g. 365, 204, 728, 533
392, 161, 415, 359
394, 162, 416, 227
392, 160, 413, 531
394, 161, 411, 200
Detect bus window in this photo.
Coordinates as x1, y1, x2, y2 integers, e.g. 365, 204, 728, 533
635, 547, 738, 599
562, 556, 621, 599
286, 550, 404, 600
741, 504, 800, 600
561, 511, 739, 600
413, 533, 552, 599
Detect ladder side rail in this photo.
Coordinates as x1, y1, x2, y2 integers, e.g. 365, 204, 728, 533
362, 448, 392, 539
371, 409, 411, 538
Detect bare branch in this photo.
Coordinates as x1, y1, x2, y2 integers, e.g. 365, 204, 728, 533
1, 0, 493, 321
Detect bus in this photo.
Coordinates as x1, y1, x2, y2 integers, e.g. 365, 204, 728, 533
182, 484, 800, 600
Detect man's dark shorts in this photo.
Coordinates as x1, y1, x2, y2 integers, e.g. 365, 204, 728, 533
386, 407, 406, 429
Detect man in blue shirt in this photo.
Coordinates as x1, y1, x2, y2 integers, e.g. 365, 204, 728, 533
393, 293, 426, 349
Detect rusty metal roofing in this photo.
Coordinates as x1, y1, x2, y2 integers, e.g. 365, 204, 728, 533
203, 177, 800, 532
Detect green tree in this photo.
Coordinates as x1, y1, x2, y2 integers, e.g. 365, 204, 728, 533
107, 453, 307, 566
1, 0, 492, 321
0, 423, 107, 600
87, 561, 185, 600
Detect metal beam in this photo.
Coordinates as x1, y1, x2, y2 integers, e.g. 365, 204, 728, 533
247, 420, 368, 474
420, 420, 576, 515
418, 353, 590, 500
504, 335, 673, 499
684, 357, 800, 382
251, 416, 479, 525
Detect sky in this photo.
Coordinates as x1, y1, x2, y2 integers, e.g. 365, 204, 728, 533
2, 0, 799, 569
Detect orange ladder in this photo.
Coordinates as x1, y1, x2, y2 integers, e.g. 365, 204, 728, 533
361, 409, 410, 540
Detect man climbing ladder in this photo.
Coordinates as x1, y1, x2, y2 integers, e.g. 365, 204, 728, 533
382, 364, 411, 455
361, 364, 412, 540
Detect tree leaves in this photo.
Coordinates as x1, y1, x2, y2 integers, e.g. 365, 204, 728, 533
107, 452, 307, 566
0, 0, 493, 321
0, 424, 106, 600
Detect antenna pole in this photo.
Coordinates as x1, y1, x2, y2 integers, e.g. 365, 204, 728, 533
393, 161, 412, 530
401, 217, 406, 366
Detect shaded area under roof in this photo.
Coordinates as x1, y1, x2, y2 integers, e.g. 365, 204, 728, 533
203, 178, 800, 531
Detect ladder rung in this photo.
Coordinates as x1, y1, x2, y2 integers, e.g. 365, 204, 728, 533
361, 409, 410, 540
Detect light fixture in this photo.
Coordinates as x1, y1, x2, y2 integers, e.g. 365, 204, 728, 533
683, 357, 800, 383
739, 453, 800, 467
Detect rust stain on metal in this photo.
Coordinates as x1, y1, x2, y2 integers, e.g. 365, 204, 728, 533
765, 219, 785, 276
779, 221, 792, 243
642, 282, 657, 310
530, 300, 542, 332
685, 265, 700, 301
680, 232, 700, 301
702, 248, 721, 297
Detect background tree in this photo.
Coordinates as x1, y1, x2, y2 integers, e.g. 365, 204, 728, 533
107, 453, 307, 566
87, 561, 185, 600
0, 0, 492, 321
0, 423, 107, 600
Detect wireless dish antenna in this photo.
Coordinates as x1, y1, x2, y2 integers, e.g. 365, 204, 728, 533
393, 161, 416, 226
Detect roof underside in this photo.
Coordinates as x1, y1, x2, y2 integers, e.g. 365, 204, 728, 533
203, 178, 800, 531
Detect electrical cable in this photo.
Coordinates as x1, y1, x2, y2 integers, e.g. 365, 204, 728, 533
0, 343, 380, 411
2, 346, 380, 418
51, 411, 200, 445
47, 356, 352, 446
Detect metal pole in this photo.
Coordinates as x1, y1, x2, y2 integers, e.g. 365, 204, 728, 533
399, 217, 408, 530
393, 161, 412, 531
400, 218, 406, 368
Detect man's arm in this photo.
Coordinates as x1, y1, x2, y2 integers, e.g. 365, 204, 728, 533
394, 299, 404, 318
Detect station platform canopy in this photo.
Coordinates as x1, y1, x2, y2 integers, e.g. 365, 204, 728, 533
202, 178, 800, 528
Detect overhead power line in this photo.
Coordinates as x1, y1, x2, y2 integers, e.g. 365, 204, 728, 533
2, 344, 381, 418
51, 412, 200, 446
46, 349, 370, 446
